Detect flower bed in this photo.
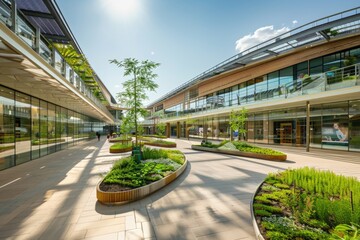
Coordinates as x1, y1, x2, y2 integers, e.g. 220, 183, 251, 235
97, 147, 187, 204
109, 142, 133, 153
252, 167, 360, 239
192, 140, 286, 161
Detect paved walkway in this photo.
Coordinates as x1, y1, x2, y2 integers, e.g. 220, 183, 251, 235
0, 138, 359, 240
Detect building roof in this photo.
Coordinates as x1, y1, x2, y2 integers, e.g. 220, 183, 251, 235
147, 7, 360, 108
12, 0, 117, 105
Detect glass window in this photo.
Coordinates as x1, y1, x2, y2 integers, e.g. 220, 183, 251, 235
15, 92, 31, 165
246, 79, 255, 103
0, 86, 15, 170
31, 97, 40, 159
238, 83, 247, 104
323, 53, 341, 71
255, 76, 267, 101
39, 100, 48, 157
321, 102, 349, 151
349, 100, 360, 152
47, 103, 56, 153
296, 61, 308, 79
268, 71, 279, 98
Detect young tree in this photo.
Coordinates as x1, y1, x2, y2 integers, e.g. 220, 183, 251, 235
156, 122, 166, 136
120, 115, 134, 139
229, 108, 248, 141
110, 58, 159, 146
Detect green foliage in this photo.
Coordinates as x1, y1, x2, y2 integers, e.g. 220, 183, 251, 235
232, 141, 285, 156
229, 108, 248, 140
141, 147, 185, 165
110, 142, 132, 150
253, 203, 282, 214
156, 122, 166, 136
330, 222, 360, 240
110, 58, 160, 147
254, 209, 272, 217
104, 157, 174, 188
256, 168, 360, 239
262, 216, 330, 240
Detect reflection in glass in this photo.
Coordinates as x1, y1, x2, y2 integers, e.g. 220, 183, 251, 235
0, 86, 15, 170
31, 97, 40, 159
349, 100, 360, 152
40, 100, 48, 157
15, 92, 31, 164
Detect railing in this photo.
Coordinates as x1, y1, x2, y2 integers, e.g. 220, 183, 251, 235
153, 64, 360, 120
147, 7, 360, 107
0, 1, 111, 116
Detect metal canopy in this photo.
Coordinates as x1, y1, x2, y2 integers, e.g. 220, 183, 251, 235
148, 7, 360, 107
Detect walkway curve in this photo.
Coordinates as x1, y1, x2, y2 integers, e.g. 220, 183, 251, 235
0, 138, 359, 240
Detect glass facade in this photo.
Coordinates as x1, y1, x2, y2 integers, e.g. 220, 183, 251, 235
0, 85, 105, 171
161, 47, 360, 119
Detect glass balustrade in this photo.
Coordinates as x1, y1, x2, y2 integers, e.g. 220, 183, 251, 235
39, 40, 52, 64
160, 64, 360, 120
0, 1, 10, 27
17, 17, 35, 48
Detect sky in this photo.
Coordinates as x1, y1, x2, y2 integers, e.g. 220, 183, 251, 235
56, 0, 360, 106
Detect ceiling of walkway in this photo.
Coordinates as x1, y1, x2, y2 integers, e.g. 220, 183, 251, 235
0, 37, 113, 123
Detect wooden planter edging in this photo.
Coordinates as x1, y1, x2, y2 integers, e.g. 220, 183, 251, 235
251, 182, 266, 240
144, 142, 177, 148
109, 147, 133, 153
96, 157, 188, 204
191, 145, 287, 161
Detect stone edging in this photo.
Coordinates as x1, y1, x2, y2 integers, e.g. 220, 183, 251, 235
191, 145, 287, 161
109, 147, 132, 153
96, 156, 188, 204
251, 182, 265, 240
144, 142, 177, 148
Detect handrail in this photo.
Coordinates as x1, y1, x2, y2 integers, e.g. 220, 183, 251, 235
0, 1, 113, 118
147, 7, 360, 107
147, 63, 360, 121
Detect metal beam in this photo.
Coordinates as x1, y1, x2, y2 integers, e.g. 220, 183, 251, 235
318, 30, 330, 41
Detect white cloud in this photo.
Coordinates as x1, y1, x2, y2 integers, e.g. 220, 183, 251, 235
115, 84, 121, 88
150, 51, 155, 55
292, 20, 298, 24
235, 25, 290, 52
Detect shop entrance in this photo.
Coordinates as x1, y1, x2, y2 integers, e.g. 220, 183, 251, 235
280, 123, 292, 144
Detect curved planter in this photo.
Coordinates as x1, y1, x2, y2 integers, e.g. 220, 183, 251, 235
191, 145, 287, 161
96, 157, 188, 204
251, 182, 266, 240
109, 147, 133, 153
144, 142, 177, 148
108, 139, 132, 143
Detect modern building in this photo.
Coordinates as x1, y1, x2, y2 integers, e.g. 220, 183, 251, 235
146, 7, 360, 152
0, 0, 121, 170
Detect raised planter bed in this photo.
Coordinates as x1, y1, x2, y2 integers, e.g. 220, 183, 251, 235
191, 145, 287, 161
96, 157, 187, 204
109, 146, 133, 153
144, 142, 176, 148
108, 138, 132, 143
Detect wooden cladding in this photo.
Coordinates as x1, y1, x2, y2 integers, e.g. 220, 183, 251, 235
198, 35, 360, 96
163, 92, 185, 109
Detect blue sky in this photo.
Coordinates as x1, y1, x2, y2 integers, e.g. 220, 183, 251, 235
56, 0, 360, 105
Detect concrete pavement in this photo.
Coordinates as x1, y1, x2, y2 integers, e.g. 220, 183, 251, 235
0, 138, 359, 240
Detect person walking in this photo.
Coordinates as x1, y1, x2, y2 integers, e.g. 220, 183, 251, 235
96, 132, 100, 141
